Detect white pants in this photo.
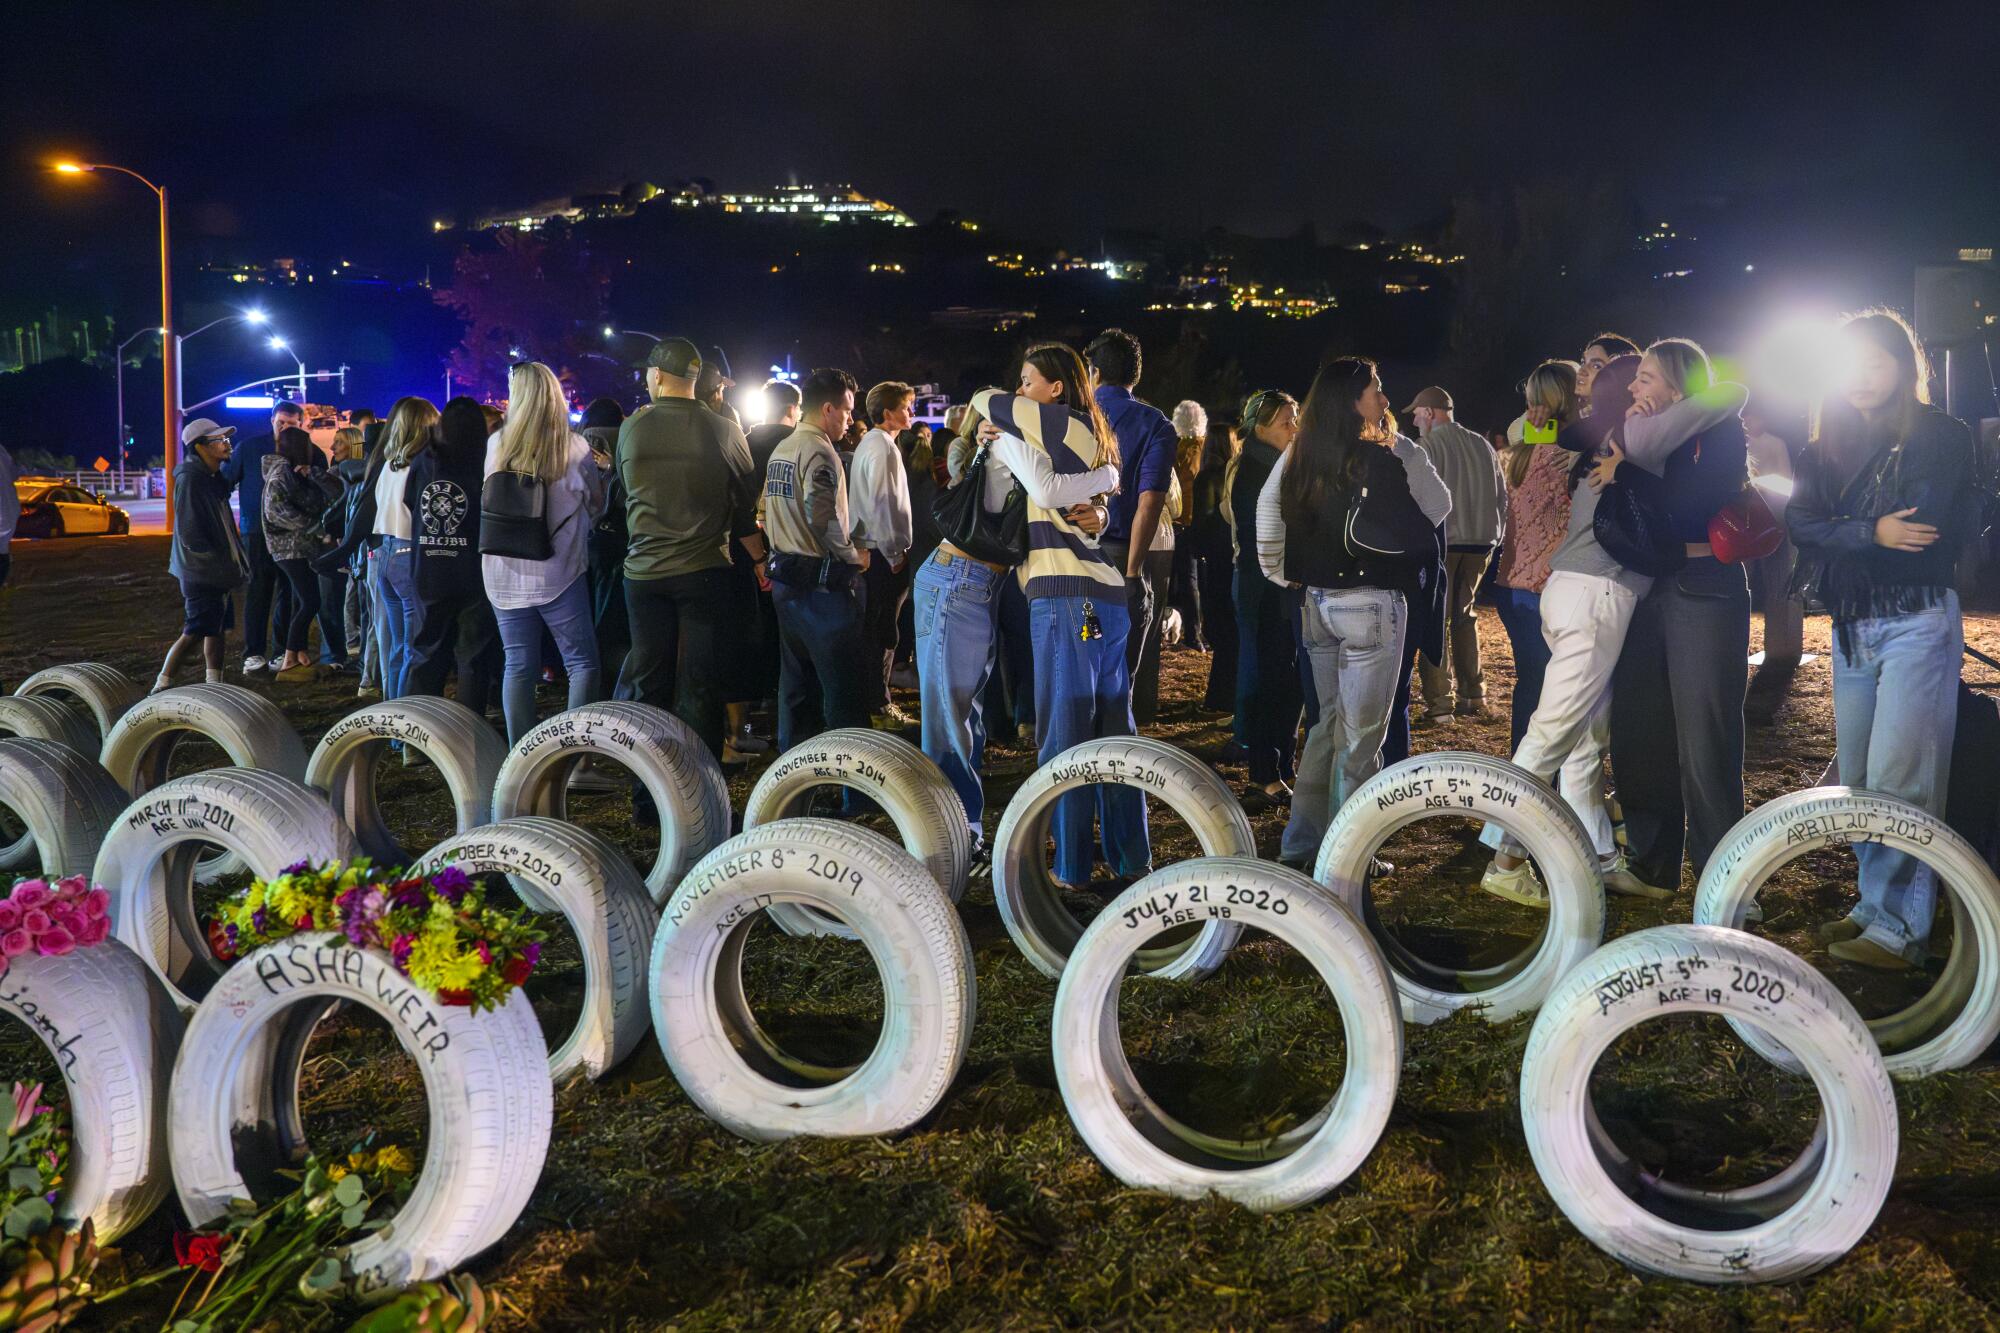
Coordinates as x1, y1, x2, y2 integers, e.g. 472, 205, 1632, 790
1483, 569, 1642, 859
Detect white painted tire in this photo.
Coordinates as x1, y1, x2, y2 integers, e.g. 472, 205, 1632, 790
491, 702, 729, 905
170, 934, 552, 1293
1522, 924, 1896, 1283
0, 694, 100, 756
745, 728, 971, 938
1694, 786, 2000, 1078
308, 697, 507, 867
993, 736, 1253, 980
0, 941, 182, 1241
1313, 751, 1606, 1025
94, 769, 356, 1011
99, 684, 307, 883
15, 662, 139, 746
0, 697, 103, 869
652, 820, 975, 1141
417, 818, 656, 1081
1052, 858, 1401, 1211
0, 737, 131, 876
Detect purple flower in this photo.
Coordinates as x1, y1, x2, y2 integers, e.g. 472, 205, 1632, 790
283, 860, 312, 876
251, 908, 269, 934
391, 934, 415, 968
391, 885, 427, 912
431, 865, 470, 904
522, 941, 541, 966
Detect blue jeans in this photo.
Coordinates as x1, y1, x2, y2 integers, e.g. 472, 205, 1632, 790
915, 552, 1004, 843
770, 576, 871, 753
1031, 592, 1150, 886
1833, 593, 1962, 961
1493, 585, 1550, 753
494, 576, 601, 744
1283, 588, 1407, 863
370, 540, 420, 700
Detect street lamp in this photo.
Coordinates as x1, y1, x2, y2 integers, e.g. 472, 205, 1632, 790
604, 327, 664, 343
268, 337, 308, 402
55, 160, 178, 526
114, 326, 164, 476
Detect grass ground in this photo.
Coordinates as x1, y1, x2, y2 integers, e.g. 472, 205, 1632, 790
3, 535, 2000, 1330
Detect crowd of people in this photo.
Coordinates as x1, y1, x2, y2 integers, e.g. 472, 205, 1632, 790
151, 311, 1984, 972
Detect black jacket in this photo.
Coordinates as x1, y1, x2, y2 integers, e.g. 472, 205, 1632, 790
407, 447, 484, 600
169, 461, 248, 589
1281, 445, 1443, 609
1788, 405, 1977, 644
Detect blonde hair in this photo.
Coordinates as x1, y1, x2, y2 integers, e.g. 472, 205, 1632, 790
1645, 338, 1713, 400
383, 396, 440, 469
1507, 360, 1579, 487
494, 362, 573, 483
332, 425, 365, 458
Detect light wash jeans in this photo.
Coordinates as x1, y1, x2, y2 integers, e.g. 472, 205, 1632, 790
1481, 570, 1641, 860
1833, 593, 1961, 961
494, 576, 601, 744
914, 551, 1004, 844
370, 539, 420, 700
1031, 592, 1151, 887
1282, 587, 1406, 863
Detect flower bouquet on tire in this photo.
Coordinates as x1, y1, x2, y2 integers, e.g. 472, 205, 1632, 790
0, 877, 112, 973
208, 860, 545, 1010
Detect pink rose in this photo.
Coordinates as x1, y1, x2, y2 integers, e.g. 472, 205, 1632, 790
33, 929, 74, 958
55, 876, 88, 899
0, 931, 30, 958
81, 919, 111, 946
0, 903, 19, 931
10, 882, 51, 910
84, 889, 110, 920
20, 911, 49, 935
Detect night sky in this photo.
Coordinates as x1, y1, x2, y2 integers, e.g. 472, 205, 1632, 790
7, 0, 1999, 303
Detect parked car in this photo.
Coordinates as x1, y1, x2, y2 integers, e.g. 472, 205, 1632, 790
12, 478, 131, 537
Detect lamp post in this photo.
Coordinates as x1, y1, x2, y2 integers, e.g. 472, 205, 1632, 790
268, 337, 308, 402
56, 160, 177, 527
113, 325, 165, 479
604, 327, 664, 343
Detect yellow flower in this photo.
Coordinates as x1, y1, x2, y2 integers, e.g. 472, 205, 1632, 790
326, 1162, 349, 1181
372, 1144, 416, 1176
407, 927, 483, 991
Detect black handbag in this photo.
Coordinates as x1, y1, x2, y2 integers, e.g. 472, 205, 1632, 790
479, 470, 575, 561
1342, 460, 1433, 562
1593, 462, 1685, 577
931, 442, 1028, 565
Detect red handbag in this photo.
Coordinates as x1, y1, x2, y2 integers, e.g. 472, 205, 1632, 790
1709, 488, 1784, 563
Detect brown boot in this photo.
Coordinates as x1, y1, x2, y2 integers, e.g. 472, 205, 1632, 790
1827, 937, 1912, 971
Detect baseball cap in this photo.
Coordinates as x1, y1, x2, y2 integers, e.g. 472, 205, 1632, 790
181, 418, 236, 447
1401, 386, 1453, 414
704, 346, 735, 385
643, 338, 703, 379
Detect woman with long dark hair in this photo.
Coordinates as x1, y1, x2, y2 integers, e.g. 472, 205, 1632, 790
1256, 358, 1450, 863
404, 396, 502, 712
260, 426, 336, 682
954, 343, 1136, 882
1790, 310, 1976, 969
1226, 388, 1303, 810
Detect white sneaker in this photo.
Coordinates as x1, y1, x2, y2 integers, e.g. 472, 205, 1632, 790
241, 656, 268, 674
1601, 852, 1675, 901
1480, 860, 1548, 909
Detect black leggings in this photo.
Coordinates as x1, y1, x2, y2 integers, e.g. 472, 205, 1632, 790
275, 557, 321, 653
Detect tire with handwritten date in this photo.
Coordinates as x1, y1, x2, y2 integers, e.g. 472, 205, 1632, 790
417, 818, 655, 1081
94, 769, 355, 1011
993, 736, 1253, 981
491, 702, 729, 905
1522, 924, 1896, 1283
1313, 751, 1605, 1024
0, 736, 129, 876
99, 683, 307, 883
651, 820, 975, 1140
15, 661, 140, 746
745, 728, 970, 939
169, 933, 552, 1292
1052, 858, 1401, 1210
1694, 786, 2000, 1078
308, 696, 507, 866
0, 940, 183, 1241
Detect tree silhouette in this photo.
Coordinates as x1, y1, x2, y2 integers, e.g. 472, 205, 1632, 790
434, 227, 615, 402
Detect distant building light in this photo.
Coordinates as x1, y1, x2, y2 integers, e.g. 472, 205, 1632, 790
225, 395, 276, 409
1961, 247, 1995, 262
